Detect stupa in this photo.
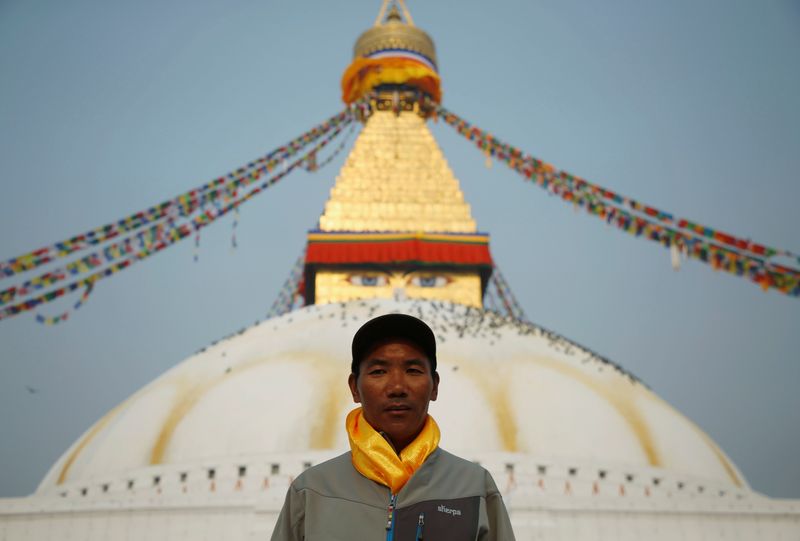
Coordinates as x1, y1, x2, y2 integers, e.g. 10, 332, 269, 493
1, 2, 798, 539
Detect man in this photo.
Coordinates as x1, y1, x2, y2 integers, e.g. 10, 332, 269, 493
271, 313, 515, 540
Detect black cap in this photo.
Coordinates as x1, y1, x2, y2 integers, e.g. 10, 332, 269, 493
351, 313, 437, 375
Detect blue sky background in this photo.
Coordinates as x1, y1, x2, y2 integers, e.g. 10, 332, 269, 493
0, 0, 798, 498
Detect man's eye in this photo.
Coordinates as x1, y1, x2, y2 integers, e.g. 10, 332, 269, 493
368, 369, 386, 375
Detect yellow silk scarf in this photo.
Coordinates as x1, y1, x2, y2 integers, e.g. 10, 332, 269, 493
346, 407, 440, 494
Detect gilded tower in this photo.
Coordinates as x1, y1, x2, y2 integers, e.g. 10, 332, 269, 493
304, 1, 493, 307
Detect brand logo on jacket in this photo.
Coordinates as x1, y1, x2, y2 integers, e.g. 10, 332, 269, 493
437, 504, 462, 516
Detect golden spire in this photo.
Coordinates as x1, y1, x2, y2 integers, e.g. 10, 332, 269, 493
304, 3, 493, 308
384, 4, 403, 23
318, 110, 476, 233
373, 0, 414, 26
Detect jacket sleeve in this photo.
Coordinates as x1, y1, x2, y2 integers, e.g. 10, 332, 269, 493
481, 470, 516, 541
270, 485, 305, 541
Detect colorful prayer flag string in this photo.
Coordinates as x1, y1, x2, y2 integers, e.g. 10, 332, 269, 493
266, 248, 307, 320
0, 112, 355, 322
488, 264, 527, 322
35, 281, 94, 326
194, 230, 201, 263
437, 106, 800, 297
0, 107, 356, 280
313, 122, 357, 171
231, 207, 239, 250
0, 220, 169, 307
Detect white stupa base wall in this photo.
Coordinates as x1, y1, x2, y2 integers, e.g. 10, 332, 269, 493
2, 452, 798, 540
3, 501, 799, 541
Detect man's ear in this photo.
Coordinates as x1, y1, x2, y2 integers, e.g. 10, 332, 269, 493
430, 371, 440, 402
348, 373, 361, 403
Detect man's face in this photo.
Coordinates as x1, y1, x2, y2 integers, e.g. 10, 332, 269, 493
348, 338, 439, 451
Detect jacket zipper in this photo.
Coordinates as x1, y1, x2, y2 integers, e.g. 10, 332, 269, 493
415, 512, 425, 541
385, 493, 397, 541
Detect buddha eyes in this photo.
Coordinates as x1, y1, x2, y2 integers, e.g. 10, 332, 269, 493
348, 274, 388, 287
346, 273, 450, 288
410, 275, 449, 288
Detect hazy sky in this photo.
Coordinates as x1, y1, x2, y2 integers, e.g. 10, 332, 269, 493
1, 0, 798, 499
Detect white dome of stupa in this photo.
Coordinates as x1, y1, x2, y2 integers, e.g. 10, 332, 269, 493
39, 298, 745, 494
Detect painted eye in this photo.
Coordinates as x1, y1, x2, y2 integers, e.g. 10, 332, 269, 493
348, 274, 388, 287
410, 275, 449, 288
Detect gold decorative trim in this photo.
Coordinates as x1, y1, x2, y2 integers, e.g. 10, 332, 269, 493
354, 20, 436, 65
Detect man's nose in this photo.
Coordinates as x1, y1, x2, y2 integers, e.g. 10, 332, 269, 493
386, 371, 408, 396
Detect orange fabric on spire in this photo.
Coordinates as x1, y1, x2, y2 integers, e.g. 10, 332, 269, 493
341, 57, 442, 104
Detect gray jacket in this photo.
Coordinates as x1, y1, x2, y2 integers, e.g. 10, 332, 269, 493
270, 448, 515, 540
